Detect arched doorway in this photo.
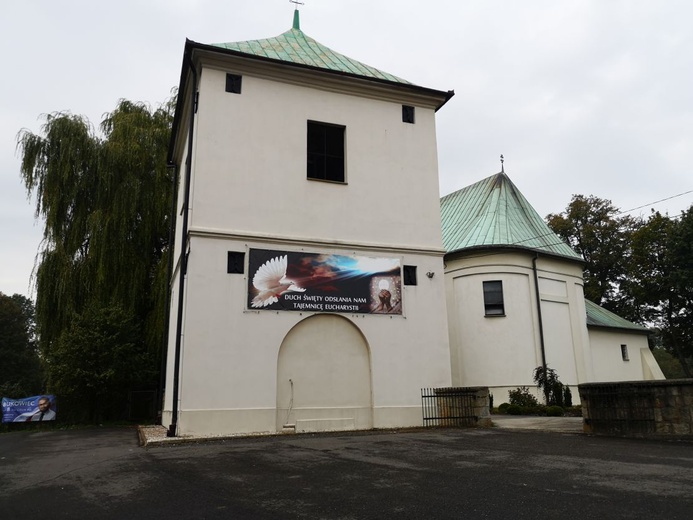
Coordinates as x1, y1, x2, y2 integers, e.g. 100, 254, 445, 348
276, 314, 373, 432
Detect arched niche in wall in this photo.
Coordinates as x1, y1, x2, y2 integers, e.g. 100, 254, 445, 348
276, 314, 373, 432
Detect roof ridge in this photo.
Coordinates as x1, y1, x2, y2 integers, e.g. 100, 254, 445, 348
210, 25, 413, 85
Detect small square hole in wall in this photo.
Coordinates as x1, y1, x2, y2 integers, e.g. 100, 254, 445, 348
225, 73, 242, 94
402, 105, 415, 124
227, 252, 245, 274
403, 265, 417, 285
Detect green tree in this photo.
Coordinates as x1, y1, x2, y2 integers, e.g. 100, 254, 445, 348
48, 305, 156, 422
652, 347, 686, 379
532, 365, 564, 406
546, 195, 636, 311
665, 208, 693, 375
622, 211, 674, 324
0, 293, 43, 397
17, 99, 174, 420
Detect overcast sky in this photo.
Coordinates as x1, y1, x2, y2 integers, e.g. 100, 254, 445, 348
2, 0, 692, 298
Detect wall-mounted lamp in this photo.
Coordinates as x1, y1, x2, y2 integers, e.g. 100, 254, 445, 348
426, 271, 435, 279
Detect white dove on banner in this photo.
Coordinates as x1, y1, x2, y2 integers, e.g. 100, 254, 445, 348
251, 255, 305, 308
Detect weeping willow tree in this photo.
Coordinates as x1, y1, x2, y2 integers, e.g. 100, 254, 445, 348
18, 99, 174, 421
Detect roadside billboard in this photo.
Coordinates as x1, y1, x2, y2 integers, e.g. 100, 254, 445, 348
2, 395, 57, 423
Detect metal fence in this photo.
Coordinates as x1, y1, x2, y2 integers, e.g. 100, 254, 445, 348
580, 383, 657, 436
421, 387, 479, 427
127, 390, 157, 422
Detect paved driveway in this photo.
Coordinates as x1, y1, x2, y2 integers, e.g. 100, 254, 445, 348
1, 426, 692, 519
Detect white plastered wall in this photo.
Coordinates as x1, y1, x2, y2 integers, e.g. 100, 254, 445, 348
445, 251, 591, 397
190, 66, 444, 250
170, 235, 450, 436
589, 328, 665, 381
163, 55, 452, 436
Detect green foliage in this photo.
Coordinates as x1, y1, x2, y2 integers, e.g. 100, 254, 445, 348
546, 405, 564, 417
508, 386, 539, 407
563, 386, 573, 408
547, 195, 637, 307
47, 305, 157, 422
506, 404, 523, 415
0, 293, 43, 397
498, 402, 510, 413
17, 98, 174, 421
533, 366, 564, 406
652, 347, 686, 379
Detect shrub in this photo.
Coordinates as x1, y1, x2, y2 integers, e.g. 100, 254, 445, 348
508, 386, 539, 407
546, 405, 564, 417
533, 366, 565, 406
498, 402, 510, 414
506, 404, 523, 415
563, 386, 573, 407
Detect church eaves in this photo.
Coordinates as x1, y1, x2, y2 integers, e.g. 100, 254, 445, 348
210, 11, 411, 85
440, 172, 583, 260
585, 300, 649, 333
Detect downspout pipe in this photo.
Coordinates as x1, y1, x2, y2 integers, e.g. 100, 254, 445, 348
157, 163, 178, 424
167, 55, 198, 437
532, 253, 549, 403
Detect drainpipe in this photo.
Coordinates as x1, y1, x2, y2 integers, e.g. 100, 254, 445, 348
156, 163, 178, 425
532, 253, 549, 403
167, 56, 198, 437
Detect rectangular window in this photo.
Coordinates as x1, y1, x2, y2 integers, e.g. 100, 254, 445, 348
621, 344, 629, 361
227, 251, 245, 274
307, 121, 345, 183
402, 105, 415, 124
403, 265, 417, 286
483, 280, 505, 316
225, 73, 242, 94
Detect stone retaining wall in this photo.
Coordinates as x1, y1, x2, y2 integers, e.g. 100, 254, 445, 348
579, 379, 693, 439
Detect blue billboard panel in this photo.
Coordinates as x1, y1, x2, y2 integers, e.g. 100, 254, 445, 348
2, 395, 57, 423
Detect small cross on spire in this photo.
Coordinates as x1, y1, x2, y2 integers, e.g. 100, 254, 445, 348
290, 0, 304, 29
500, 154, 505, 173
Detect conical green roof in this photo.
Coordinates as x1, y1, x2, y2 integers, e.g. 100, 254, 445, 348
440, 172, 582, 260
211, 12, 411, 85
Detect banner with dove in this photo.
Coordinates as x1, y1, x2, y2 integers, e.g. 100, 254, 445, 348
247, 249, 402, 314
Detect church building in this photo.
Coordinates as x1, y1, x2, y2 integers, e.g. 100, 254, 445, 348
441, 171, 664, 401
163, 11, 663, 437
163, 11, 455, 437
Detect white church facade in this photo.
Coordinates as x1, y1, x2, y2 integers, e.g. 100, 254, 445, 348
162, 12, 454, 437
162, 12, 663, 437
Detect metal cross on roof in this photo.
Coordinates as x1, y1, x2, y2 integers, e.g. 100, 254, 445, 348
289, 0, 304, 8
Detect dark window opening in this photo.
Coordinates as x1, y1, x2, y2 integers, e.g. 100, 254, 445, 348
403, 265, 417, 286
621, 344, 629, 361
483, 280, 505, 316
402, 105, 415, 124
227, 251, 245, 274
307, 121, 345, 183
225, 73, 242, 94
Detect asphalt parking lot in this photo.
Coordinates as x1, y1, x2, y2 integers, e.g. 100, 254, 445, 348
1, 426, 692, 519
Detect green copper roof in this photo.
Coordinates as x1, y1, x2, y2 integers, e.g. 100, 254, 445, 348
440, 172, 582, 260
210, 12, 411, 85
585, 300, 649, 333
